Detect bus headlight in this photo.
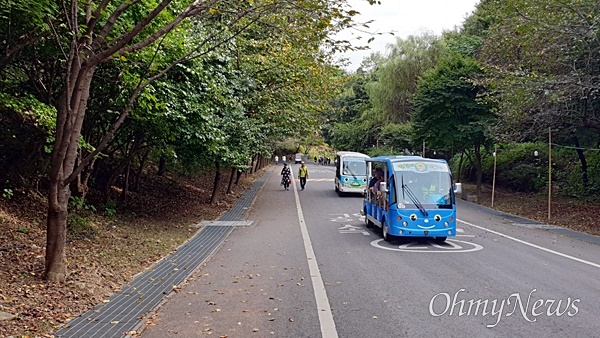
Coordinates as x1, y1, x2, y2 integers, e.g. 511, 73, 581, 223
444, 222, 449, 227
344, 177, 349, 182
434, 214, 441, 222
448, 230, 452, 235
402, 221, 408, 227
410, 214, 417, 221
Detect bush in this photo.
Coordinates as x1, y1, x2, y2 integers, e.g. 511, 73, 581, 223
497, 163, 538, 192
449, 141, 600, 198
67, 214, 95, 240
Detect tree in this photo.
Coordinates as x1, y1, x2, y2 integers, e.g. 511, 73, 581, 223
412, 52, 495, 196
32, 0, 367, 282
366, 33, 444, 124
476, 0, 600, 187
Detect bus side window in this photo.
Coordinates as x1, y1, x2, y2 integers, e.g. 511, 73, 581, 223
389, 175, 396, 205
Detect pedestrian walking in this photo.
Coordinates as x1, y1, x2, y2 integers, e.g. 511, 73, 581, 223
298, 161, 309, 190
282, 155, 287, 165
275, 155, 279, 165
281, 163, 291, 190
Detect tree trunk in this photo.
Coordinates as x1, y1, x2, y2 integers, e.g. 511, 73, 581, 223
254, 154, 261, 172
210, 161, 221, 204
45, 183, 70, 282
236, 169, 243, 185
158, 156, 167, 176
45, 60, 97, 282
227, 167, 236, 194
474, 144, 483, 196
249, 155, 256, 174
572, 135, 588, 185
104, 159, 128, 198
134, 149, 150, 192
457, 152, 464, 183
120, 161, 131, 203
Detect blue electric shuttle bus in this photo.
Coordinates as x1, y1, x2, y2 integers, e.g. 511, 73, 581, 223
334, 151, 370, 195
362, 155, 462, 242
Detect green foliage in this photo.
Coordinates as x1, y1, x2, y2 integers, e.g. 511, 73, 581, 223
103, 200, 117, 217
2, 188, 13, 199
497, 163, 539, 192
367, 33, 444, 124
0, 93, 57, 132
330, 120, 372, 152
67, 214, 94, 239
366, 146, 397, 157
69, 196, 97, 213
412, 51, 495, 155
379, 123, 413, 153
477, 0, 600, 143
452, 142, 600, 198
554, 149, 600, 199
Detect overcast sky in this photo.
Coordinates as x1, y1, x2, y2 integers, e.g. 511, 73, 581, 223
336, 0, 481, 71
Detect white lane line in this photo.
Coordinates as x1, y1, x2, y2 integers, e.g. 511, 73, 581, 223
291, 167, 338, 338
458, 219, 600, 269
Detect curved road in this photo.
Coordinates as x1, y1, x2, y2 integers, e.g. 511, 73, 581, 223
140, 163, 600, 337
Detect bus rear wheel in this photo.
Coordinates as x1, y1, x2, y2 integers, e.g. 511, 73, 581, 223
382, 218, 393, 242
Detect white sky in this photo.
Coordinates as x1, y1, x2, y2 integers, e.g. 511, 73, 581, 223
336, 0, 481, 71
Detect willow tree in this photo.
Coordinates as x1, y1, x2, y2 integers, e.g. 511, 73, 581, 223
366, 33, 444, 124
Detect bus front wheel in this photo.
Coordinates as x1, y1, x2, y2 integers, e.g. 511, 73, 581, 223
364, 210, 374, 228
434, 236, 447, 243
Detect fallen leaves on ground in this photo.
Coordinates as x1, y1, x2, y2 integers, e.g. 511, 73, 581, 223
0, 168, 264, 337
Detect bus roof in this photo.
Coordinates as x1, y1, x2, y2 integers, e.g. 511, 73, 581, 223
366, 155, 447, 164
336, 151, 369, 158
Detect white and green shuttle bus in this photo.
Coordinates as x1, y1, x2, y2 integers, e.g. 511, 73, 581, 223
334, 151, 369, 195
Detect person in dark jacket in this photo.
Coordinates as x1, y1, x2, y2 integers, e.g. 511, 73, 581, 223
281, 163, 291, 190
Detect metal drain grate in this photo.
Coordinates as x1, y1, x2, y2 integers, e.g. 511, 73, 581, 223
197, 220, 254, 227
54, 225, 233, 338
54, 167, 273, 337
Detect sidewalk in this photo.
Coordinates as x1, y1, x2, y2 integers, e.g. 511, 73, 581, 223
53, 167, 273, 338
138, 162, 322, 338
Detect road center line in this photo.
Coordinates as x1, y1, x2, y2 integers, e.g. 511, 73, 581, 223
291, 167, 338, 338
458, 219, 600, 269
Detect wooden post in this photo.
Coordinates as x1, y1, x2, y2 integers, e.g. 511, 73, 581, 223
422, 140, 426, 157
548, 128, 552, 221
492, 146, 497, 208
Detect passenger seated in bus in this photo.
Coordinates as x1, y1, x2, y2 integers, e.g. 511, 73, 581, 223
368, 168, 383, 200
368, 168, 383, 190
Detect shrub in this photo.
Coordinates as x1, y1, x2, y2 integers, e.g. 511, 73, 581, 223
67, 214, 95, 239
497, 163, 538, 192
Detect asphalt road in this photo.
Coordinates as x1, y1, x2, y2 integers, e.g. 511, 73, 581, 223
139, 163, 600, 338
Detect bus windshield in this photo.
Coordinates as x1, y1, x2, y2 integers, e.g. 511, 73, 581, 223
343, 158, 367, 176
393, 162, 452, 208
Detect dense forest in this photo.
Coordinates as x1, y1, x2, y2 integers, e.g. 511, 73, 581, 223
0, 0, 377, 282
327, 0, 600, 200
1, 0, 600, 283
